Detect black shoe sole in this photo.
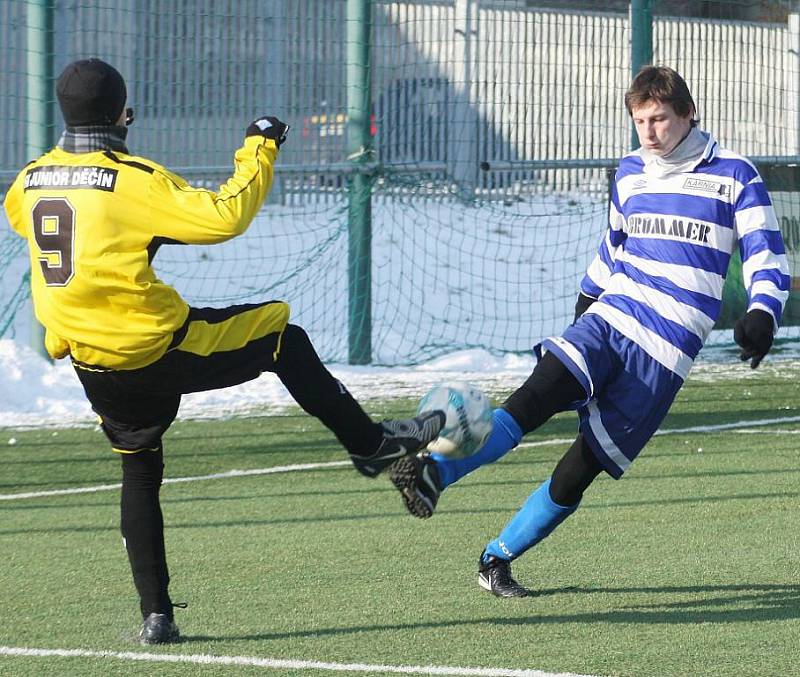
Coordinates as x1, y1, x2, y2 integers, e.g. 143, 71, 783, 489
139, 629, 181, 645
351, 460, 382, 478
140, 634, 180, 645
389, 457, 435, 519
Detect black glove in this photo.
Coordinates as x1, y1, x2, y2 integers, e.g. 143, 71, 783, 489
733, 308, 774, 369
246, 116, 289, 147
573, 292, 596, 322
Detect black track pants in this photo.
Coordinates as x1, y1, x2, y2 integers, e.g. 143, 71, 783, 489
502, 351, 603, 503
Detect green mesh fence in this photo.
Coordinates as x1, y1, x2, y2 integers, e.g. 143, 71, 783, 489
1, 1, 799, 364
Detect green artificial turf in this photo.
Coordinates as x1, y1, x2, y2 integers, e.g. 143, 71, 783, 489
1, 361, 798, 676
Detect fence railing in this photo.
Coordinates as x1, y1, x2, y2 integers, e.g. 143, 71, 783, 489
2, 2, 796, 195
2, 1, 799, 365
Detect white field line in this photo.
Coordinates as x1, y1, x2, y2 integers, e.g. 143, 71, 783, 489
0, 460, 351, 501
652, 415, 800, 436
516, 414, 800, 449
732, 429, 800, 434
3, 414, 800, 502
0, 646, 594, 677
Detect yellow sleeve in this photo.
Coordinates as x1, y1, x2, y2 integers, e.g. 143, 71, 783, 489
3, 169, 29, 238
148, 135, 278, 244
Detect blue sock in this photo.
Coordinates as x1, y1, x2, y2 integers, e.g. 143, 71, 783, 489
431, 408, 523, 489
483, 478, 578, 561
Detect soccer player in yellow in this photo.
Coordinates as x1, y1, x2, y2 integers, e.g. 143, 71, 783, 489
4, 58, 444, 644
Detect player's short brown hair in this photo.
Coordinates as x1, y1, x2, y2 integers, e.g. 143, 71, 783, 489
625, 65, 696, 120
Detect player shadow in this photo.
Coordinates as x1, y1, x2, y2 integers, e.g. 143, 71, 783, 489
1, 436, 341, 466
0, 436, 99, 450
631, 466, 800, 481
3, 485, 798, 535
0, 506, 510, 536
7, 478, 793, 517
0, 476, 120, 490
577, 489, 800, 510
165, 438, 343, 458
655, 409, 800, 434
3, 455, 117, 467
440, 482, 800, 512
528, 404, 800, 446
184, 583, 800, 643
0, 483, 392, 513
449, 465, 800, 488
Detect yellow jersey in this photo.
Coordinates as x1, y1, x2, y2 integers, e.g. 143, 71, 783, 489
4, 135, 280, 369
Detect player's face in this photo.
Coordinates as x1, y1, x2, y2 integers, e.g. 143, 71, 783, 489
631, 99, 693, 156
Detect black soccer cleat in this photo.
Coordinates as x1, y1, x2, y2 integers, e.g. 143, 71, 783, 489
389, 453, 442, 518
477, 551, 530, 598
350, 410, 445, 478
139, 612, 181, 645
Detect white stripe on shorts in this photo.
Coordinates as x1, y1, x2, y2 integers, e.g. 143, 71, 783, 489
547, 335, 595, 399
587, 401, 631, 474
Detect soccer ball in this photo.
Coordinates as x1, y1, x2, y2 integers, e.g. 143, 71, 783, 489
417, 383, 493, 459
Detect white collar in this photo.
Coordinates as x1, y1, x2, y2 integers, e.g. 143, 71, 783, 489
640, 128, 717, 178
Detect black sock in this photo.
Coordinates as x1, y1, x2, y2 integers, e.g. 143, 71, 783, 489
502, 351, 585, 434
275, 324, 382, 455
549, 435, 603, 505
120, 446, 173, 619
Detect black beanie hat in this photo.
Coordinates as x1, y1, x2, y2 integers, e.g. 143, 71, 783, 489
56, 58, 127, 127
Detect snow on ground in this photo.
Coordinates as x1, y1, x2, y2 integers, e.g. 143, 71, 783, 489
0, 192, 607, 364
0, 338, 538, 429
4, 191, 800, 429
3, 335, 800, 430
0, 190, 602, 428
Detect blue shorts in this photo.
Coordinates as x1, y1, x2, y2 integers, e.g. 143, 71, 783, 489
542, 313, 684, 478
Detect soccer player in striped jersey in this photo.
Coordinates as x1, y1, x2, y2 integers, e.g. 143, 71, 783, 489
390, 65, 789, 597
3, 59, 444, 642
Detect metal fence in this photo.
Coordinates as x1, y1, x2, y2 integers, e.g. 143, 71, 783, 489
1, 1, 797, 195
2, 1, 800, 365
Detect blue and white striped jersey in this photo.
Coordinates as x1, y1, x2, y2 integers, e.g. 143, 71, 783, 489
580, 132, 789, 380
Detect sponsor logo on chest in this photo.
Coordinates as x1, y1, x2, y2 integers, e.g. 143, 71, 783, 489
626, 214, 714, 246
683, 177, 730, 197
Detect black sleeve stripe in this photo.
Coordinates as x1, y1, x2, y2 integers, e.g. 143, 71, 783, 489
103, 150, 155, 174
149, 141, 266, 204
213, 141, 264, 204
147, 236, 187, 264
106, 142, 268, 205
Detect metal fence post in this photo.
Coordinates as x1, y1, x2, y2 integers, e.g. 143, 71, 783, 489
451, 0, 478, 198
629, 0, 653, 150
346, 0, 372, 364
790, 14, 800, 155
26, 0, 56, 361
